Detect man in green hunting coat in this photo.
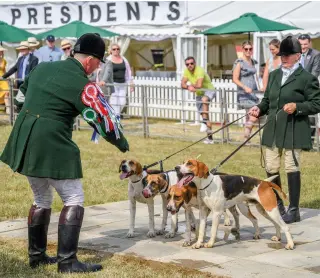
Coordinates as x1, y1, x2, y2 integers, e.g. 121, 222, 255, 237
249, 36, 320, 224
0, 33, 129, 273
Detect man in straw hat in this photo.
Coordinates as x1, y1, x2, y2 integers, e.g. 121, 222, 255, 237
1, 41, 38, 88
60, 39, 72, 60
0, 33, 129, 273
249, 36, 320, 224
28, 37, 41, 57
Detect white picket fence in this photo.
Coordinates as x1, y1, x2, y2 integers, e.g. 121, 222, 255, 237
128, 76, 241, 123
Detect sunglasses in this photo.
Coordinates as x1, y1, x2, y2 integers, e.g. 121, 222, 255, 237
298, 35, 310, 40
186, 62, 194, 66
112, 48, 120, 51
244, 48, 253, 51
63, 47, 71, 51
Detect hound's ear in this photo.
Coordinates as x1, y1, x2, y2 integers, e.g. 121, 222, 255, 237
197, 161, 209, 178
135, 162, 143, 176
183, 186, 192, 204
119, 160, 125, 173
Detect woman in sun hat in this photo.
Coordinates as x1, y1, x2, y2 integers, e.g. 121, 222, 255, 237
60, 39, 72, 60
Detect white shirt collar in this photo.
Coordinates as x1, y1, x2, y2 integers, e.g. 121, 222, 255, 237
281, 62, 300, 76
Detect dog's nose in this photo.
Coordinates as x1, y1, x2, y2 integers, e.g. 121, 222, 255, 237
121, 165, 126, 171
175, 166, 180, 172
166, 205, 172, 211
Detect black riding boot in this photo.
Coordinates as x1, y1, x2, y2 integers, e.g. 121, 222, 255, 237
266, 172, 286, 217
283, 172, 301, 224
57, 205, 102, 273
28, 205, 57, 268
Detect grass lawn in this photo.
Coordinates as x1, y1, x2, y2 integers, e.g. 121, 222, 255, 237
0, 238, 219, 278
0, 123, 320, 220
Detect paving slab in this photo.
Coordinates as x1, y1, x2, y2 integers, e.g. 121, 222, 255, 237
1, 197, 320, 277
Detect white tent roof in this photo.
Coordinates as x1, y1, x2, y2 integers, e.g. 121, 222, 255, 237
186, 1, 320, 36
1, 1, 320, 37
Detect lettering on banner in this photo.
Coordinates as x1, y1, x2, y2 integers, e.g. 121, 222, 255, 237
6, 1, 184, 28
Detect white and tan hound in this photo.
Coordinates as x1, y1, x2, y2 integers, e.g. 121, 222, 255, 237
175, 159, 294, 250
119, 159, 164, 238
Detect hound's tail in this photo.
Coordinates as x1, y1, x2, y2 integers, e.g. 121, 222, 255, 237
263, 176, 287, 200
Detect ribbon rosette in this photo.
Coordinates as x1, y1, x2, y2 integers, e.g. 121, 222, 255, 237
81, 82, 123, 143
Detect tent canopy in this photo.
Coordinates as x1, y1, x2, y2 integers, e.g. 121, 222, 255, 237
36, 21, 119, 39
202, 13, 301, 35
0, 20, 34, 42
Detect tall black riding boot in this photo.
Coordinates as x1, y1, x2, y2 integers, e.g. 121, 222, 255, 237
57, 205, 102, 273
266, 172, 286, 217
28, 205, 57, 268
283, 172, 301, 224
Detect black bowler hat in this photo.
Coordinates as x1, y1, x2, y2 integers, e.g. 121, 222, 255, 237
277, 36, 302, 56
73, 33, 105, 62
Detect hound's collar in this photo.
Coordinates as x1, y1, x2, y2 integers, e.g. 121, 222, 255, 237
159, 173, 169, 193
199, 176, 214, 191
131, 171, 147, 184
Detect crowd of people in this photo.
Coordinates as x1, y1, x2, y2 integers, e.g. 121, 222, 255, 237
0, 36, 133, 118
182, 34, 320, 147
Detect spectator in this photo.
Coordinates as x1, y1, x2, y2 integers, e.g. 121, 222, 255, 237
262, 39, 281, 91
60, 39, 72, 60
106, 43, 133, 118
232, 41, 260, 141
37, 35, 63, 63
0, 45, 9, 113
28, 37, 41, 58
1, 41, 38, 89
249, 36, 320, 224
298, 34, 320, 144
181, 56, 216, 144
89, 56, 114, 97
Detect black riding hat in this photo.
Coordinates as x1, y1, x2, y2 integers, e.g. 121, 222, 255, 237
73, 33, 105, 62
277, 36, 302, 56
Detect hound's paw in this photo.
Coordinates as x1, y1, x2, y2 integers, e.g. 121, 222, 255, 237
271, 236, 281, 242
285, 242, 295, 250
147, 230, 156, 238
204, 242, 214, 248
182, 240, 192, 247
253, 234, 261, 240
156, 229, 165, 235
126, 231, 135, 238
165, 231, 176, 238
192, 242, 203, 249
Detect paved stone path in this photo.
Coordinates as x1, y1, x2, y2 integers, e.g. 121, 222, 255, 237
1, 197, 320, 278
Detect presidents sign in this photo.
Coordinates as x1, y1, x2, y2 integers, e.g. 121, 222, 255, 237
0, 1, 185, 29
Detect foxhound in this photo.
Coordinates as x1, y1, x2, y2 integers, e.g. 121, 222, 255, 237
119, 159, 164, 238
175, 159, 294, 250
142, 172, 199, 239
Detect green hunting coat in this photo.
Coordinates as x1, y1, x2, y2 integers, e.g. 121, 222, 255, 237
0, 58, 129, 179
258, 65, 320, 150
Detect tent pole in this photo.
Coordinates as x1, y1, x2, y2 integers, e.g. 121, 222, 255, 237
248, 32, 251, 41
